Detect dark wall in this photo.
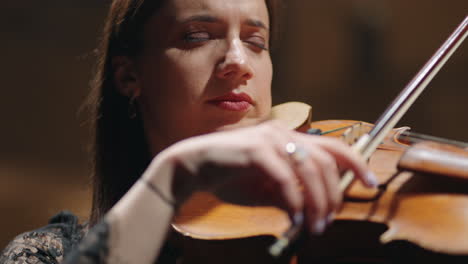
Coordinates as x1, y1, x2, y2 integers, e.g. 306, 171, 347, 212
1, 1, 467, 249
0, 2, 107, 248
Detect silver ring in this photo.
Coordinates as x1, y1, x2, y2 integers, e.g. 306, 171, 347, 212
285, 142, 309, 163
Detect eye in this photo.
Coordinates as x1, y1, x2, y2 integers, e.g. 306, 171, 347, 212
244, 35, 268, 51
184, 31, 210, 43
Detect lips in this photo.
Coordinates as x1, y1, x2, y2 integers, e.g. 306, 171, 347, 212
207, 92, 254, 111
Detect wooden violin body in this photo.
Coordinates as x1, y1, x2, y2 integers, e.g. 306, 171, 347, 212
301, 121, 468, 263
172, 105, 468, 263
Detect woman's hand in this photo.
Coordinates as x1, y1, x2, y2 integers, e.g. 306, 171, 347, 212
143, 121, 377, 234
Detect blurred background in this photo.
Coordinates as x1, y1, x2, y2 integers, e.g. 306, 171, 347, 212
0, 0, 467, 249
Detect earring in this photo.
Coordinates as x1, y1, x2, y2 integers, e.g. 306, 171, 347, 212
128, 95, 137, 119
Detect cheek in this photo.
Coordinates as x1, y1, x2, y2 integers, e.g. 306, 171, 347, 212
255, 58, 273, 107
140, 51, 210, 100
161, 50, 214, 96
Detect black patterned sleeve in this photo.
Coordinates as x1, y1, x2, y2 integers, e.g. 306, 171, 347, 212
63, 220, 110, 264
2, 212, 180, 264
0, 211, 86, 264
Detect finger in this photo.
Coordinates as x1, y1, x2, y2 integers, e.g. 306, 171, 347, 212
306, 145, 342, 218
292, 152, 328, 234
265, 126, 339, 231
298, 135, 377, 187
250, 146, 304, 215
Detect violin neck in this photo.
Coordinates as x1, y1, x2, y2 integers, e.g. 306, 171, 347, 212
398, 131, 468, 149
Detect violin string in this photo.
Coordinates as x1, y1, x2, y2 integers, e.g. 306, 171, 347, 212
319, 125, 354, 135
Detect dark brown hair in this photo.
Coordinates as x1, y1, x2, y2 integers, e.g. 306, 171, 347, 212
87, 0, 283, 225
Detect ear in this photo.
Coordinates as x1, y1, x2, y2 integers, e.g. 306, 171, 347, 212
112, 56, 141, 98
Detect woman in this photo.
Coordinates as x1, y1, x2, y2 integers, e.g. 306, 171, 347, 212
1, 0, 376, 263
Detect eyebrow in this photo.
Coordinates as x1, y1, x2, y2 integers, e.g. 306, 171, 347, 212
245, 18, 269, 31
181, 15, 219, 24
180, 15, 269, 31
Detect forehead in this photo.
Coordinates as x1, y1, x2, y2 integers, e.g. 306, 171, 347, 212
162, 0, 270, 25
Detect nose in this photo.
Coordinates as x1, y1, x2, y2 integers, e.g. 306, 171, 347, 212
216, 39, 254, 81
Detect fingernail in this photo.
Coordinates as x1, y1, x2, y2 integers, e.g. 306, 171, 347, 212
327, 213, 335, 224
313, 219, 326, 234
366, 172, 379, 187
293, 212, 304, 226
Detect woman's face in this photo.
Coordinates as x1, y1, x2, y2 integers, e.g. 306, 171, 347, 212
134, 0, 273, 153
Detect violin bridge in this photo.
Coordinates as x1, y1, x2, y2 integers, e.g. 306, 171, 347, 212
341, 122, 366, 145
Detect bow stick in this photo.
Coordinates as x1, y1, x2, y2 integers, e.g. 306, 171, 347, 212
270, 15, 468, 258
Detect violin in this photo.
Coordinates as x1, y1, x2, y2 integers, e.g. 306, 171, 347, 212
171, 16, 468, 264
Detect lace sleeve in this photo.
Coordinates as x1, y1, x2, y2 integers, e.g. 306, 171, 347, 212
63, 220, 110, 264
0, 230, 67, 264
0, 211, 85, 264
1, 211, 179, 264
63, 219, 180, 264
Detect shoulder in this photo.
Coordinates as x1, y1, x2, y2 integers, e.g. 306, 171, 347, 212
1, 211, 88, 264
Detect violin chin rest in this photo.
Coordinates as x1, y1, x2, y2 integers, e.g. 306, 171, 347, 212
270, 102, 312, 132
